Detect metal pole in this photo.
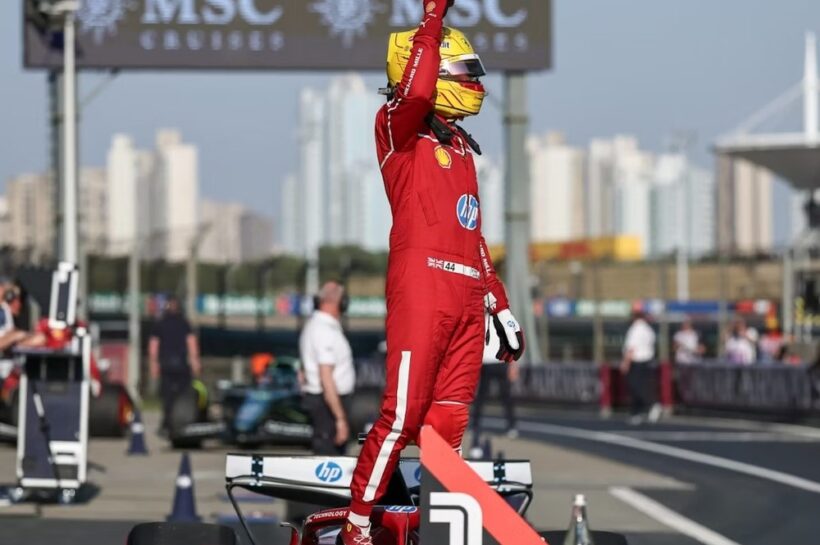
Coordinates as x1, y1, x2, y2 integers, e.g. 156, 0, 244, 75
186, 237, 199, 327
503, 71, 542, 364
49, 70, 63, 259
128, 241, 141, 403
658, 260, 670, 363
783, 248, 794, 339
62, 10, 78, 264
592, 261, 604, 364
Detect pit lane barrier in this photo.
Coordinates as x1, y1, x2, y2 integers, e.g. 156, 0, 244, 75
355, 360, 820, 417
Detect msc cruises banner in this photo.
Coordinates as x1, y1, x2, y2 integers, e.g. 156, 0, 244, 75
23, 0, 552, 71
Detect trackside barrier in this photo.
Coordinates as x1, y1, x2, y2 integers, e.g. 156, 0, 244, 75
354, 359, 820, 416
659, 362, 675, 413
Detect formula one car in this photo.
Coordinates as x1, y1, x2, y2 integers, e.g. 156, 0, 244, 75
127, 450, 628, 545
168, 356, 370, 450
167, 356, 312, 449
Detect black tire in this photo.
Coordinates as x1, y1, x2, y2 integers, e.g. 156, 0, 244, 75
539, 531, 628, 545
169, 388, 203, 449
89, 385, 132, 438
127, 522, 238, 545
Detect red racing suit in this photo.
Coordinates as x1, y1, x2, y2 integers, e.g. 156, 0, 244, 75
348, 4, 510, 520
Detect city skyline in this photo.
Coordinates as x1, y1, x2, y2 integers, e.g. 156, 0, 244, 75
3, 2, 820, 218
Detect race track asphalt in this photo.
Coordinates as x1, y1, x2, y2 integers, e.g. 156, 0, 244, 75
1, 409, 819, 545
485, 409, 820, 545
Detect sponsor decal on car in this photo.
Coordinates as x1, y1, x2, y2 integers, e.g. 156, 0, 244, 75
315, 461, 344, 483
306, 508, 350, 524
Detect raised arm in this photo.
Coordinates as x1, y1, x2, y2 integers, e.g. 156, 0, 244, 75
381, 1, 451, 153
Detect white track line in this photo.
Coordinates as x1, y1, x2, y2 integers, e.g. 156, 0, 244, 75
610, 487, 742, 545
485, 418, 820, 494
613, 431, 819, 442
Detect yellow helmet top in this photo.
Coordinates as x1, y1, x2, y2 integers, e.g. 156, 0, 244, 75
386, 26, 486, 119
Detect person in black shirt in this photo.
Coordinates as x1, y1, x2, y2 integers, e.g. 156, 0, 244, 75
148, 296, 201, 434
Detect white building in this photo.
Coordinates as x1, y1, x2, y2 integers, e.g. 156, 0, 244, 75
279, 173, 300, 254
613, 144, 654, 257
106, 130, 200, 261
0, 197, 10, 248
156, 130, 199, 262
650, 154, 716, 258
80, 167, 108, 255
300, 88, 325, 261
200, 200, 244, 263
716, 157, 774, 255
106, 134, 139, 256
528, 132, 585, 242
240, 211, 274, 261
476, 155, 504, 245
585, 136, 655, 257
5, 172, 54, 259
283, 75, 389, 255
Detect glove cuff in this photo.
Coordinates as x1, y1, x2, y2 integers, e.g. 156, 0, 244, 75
484, 287, 510, 314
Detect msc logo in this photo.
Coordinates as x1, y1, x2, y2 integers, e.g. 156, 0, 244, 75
315, 461, 344, 483
312, 0, 385, 47
77, 0, 133, 44
430, 492, 483, 545
456, 194, 479, 231
434, 146, 452, 169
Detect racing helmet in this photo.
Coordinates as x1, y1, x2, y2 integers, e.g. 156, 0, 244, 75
386, 26, 486, 119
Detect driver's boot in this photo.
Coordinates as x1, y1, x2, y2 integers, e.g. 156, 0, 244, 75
336, 521, 374, 545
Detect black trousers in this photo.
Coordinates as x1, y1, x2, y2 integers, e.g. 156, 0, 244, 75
160, 371, 191, 431
303, 393, 352, 455
626, 361, 656, 416
470, 364, 516, 444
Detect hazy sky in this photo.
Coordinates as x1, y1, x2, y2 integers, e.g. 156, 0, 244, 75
1, 1, 818, 217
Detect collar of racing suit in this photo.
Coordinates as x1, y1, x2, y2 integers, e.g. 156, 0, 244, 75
425, 113, 482, 155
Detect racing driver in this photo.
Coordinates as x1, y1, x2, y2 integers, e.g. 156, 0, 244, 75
339, 1, 525, 543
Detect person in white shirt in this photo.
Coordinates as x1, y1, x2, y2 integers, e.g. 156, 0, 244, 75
299, 281, 356, 455
621, 310, 660, 423
673, 319, 704, 365
725, 320, 756, 365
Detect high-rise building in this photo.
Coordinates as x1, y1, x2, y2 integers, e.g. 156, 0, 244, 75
0, 197, 10, 248
716, 156, 774, 254
285, 75, 389, 255
585, 139, 616, 238
241, 211, 274, 261
106, 134, 138, 256
156, 130, 199, 262
279, 173, 300, 254
106, 130, 200, 261
585, 136, 654, 256
476, 155, 503, 245
80, 167, 108, 255
300, 88, 325, 261
200, 200, 273, 263
325, 75, 383, 245
650, 154, 715, 258
200, 200, 244, 263
5, 173, 54, 259
528, 132, 585, 242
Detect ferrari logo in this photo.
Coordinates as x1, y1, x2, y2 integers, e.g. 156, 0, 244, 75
434, 146, 452, 169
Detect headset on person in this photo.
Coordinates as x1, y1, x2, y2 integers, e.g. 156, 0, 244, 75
313, 282, 349, 315
3, 286, 20, 304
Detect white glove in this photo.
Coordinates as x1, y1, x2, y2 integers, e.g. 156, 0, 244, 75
492, 309, 525, 363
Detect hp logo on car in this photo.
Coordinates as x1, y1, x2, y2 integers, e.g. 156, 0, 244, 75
315, 461, 344, 483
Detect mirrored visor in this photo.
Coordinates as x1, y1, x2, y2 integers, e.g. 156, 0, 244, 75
439, 54, 487, 82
